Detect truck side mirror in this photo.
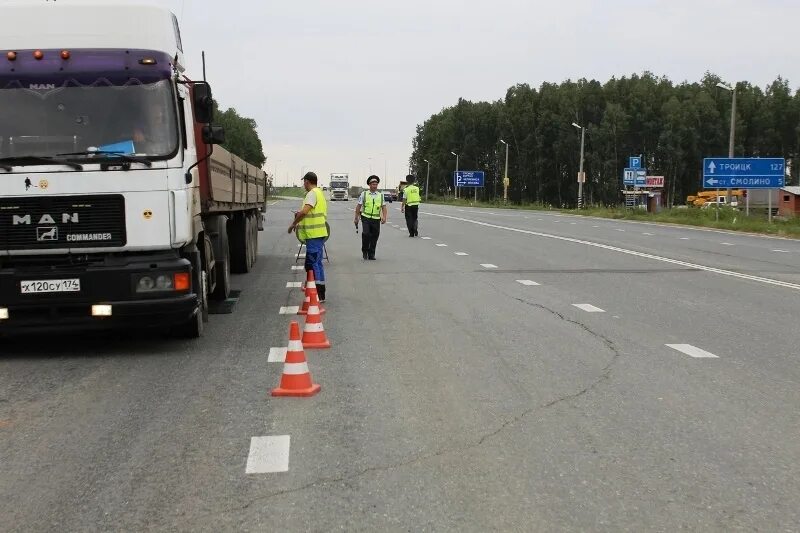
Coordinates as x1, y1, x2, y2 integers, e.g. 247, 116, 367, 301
193, 83, 214, 123
202, 124, 226, 145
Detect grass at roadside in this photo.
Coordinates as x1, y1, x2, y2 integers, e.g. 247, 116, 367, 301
270, 187, 307, 198
425, 197, 800, 238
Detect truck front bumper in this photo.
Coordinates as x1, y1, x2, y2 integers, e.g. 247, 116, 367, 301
0, 254, 198, 334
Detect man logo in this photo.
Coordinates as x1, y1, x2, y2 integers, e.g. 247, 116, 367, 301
37, 227, 58, 242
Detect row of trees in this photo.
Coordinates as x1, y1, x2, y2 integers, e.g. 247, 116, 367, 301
213, 101, 266, 168
409, 72, 800, 207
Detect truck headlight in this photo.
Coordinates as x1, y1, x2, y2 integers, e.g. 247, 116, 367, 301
134, 273, 190, 293
0, 308, 9, 320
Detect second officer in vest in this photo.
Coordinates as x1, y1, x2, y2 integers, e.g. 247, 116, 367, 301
354, 175, 387, 260
401, 174, 421, 237
288, 172, 328, 301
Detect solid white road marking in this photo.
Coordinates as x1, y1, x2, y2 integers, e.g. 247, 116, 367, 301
436, 243, 448, 247
455, 252, 469, 256
279, 306, 300, 314
573, 303, 606, 313
286, 282, 302, 288
665, 344, 719, 359
291, 266, 304, 270
268, 347, 287, 363
423, 212, 800, 292
481, 264, 498, 269
246, 436, 290, 474
516, 280, 540, 286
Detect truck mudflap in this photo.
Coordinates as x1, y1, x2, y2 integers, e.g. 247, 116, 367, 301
0, 254, 198, 333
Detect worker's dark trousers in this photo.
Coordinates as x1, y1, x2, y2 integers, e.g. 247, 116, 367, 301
361, 216, 381, 258
404, 205, 419, 236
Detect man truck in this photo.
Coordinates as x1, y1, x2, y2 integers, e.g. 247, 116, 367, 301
329, 173, 349, 201
0, 2, 266, 338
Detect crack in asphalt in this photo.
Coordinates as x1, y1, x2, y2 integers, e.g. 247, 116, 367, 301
210, 298, 622, 518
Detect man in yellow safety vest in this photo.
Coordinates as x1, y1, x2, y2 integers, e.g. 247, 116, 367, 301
354, 175, 387, 260
288, 172, 328, 301
401, 174, 421, 237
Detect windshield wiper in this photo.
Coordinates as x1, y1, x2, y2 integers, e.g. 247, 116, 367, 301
57, 150, 153, 168
0, 155, 83, 171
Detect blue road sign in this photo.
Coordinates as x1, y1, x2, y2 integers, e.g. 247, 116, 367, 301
454, 170, 485, 187
623, 168, 647, 186
702, 157, 785, 189
629, 156, 642, 169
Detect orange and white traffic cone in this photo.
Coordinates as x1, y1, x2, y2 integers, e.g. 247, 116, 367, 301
271, 321, 321, 397
302, 291, 331, 349
298, 271, 325, 315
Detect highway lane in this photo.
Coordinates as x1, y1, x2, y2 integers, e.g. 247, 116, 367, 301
423, 204, 800, 285
1, 198, 798, 531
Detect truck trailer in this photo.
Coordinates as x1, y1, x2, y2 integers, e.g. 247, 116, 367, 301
0, 2, 266, 338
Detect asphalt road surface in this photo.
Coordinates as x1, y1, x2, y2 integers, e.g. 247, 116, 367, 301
2, 199, 799, 531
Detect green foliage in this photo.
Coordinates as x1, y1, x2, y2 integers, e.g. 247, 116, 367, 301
410, 73, 800, 209
213, 101, 266, 168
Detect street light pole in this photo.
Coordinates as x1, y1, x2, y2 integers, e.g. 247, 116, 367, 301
451, 151, 459, 200
423, 159, 430, 201
500, 140, 509, 204
717, 82, 739, 213
572, 123, 585, 208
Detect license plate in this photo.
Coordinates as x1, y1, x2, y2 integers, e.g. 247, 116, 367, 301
20, 279, 81, 294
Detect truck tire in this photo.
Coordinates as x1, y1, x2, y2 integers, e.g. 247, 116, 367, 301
176, 253, 208, 339
248, 213, 258, 268
209, 216, 231, 301
229, 214, 250, 274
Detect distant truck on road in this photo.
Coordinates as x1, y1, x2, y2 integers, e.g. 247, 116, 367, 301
329, 173, 349, 201
0, 2, 266, 338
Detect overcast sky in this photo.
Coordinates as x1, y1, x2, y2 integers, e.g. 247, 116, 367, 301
164, 0, 800, 188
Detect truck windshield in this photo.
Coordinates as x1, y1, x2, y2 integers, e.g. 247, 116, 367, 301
0, 79, 179, 162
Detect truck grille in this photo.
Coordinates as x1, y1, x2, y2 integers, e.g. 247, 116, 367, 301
0, 195, 126, 250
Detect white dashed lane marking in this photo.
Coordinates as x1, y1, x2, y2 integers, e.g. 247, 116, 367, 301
573, 303, 606, 313
773, 249, 791, 253
421, 237, 432, 240
268, 347, 287, 362
279, 306, 300, 315
720, 242, 734, 246
665, 344, 719, 359
481, 264, 498, 269
286, 282, 302, 288
642, 232, 654, 236
422, 211, 800, 292
516, 280, 540, 286
246, 436, 290, 474
680, 237, 690, 240
454, 252, 469, 256
436, 243, 448, 247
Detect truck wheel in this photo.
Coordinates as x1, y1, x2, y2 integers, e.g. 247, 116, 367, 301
251, 213, 259, 264
209, 216, 231, 301
245, 216, 254, 269
229, 214, 250, 274
176, 263, 207, 339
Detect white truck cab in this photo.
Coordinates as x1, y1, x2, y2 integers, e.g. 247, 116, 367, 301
0, 2, 261, 337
